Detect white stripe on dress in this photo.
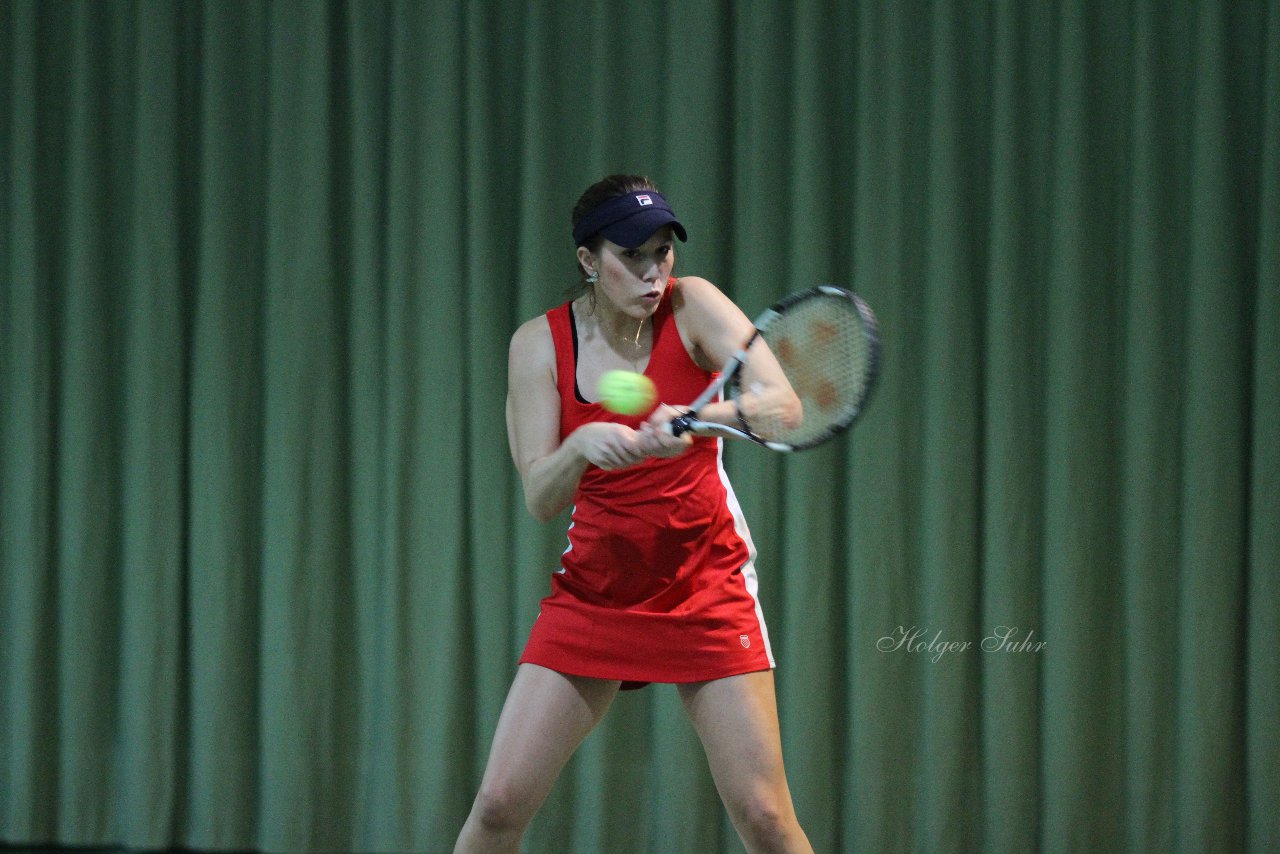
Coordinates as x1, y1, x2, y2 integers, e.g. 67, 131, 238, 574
714, 439, 776, 668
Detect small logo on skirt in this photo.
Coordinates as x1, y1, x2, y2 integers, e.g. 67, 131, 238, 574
739, 635, 751, 648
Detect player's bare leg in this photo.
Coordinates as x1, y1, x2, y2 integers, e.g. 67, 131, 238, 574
678, 670, 813, 854
455, 664, 620, 853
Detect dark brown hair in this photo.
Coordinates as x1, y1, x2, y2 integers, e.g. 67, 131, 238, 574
567, 174, 661, 298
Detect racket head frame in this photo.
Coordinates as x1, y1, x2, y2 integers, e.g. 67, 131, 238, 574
670, 285, 881, 452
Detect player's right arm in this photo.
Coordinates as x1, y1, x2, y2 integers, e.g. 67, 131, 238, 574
506, 315, 650, 522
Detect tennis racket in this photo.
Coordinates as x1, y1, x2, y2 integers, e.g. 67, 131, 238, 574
667, 285, 881, 452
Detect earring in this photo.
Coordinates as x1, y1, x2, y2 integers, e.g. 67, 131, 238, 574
585, 269, 599, 285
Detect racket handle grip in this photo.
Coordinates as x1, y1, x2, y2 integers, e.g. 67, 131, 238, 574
668, 412, 695, 438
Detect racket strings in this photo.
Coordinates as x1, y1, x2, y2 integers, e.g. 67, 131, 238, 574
752, 294, 876, 447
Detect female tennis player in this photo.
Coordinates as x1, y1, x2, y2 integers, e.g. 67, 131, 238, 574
454, 175, 812, 853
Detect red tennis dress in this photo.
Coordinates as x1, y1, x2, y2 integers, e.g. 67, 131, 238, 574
519, 279, 775, 688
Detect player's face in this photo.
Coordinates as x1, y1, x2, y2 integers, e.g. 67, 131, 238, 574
589, 227, 676, 318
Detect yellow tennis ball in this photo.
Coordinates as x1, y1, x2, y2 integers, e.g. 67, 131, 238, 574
598, 370, 657, 415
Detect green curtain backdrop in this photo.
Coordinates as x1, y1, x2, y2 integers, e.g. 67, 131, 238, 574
2, 1, 1276, 852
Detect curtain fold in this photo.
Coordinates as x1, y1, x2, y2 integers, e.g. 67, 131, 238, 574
2, 2, 1276, 852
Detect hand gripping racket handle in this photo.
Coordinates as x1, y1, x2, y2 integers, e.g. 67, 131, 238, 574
667, 411, 697, 438
664, 342, 753, 440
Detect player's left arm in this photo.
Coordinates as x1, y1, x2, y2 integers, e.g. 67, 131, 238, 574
658, 276, 802, 434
